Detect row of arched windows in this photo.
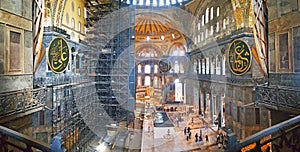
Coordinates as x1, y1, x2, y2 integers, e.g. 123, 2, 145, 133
194, 55, 226, 75
137, 76, 160, 88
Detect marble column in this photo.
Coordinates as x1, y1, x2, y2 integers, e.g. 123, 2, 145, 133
210, 93, 214, 124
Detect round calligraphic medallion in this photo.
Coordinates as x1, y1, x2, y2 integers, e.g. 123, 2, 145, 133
47, 37, 70, 74
227, 40, 252, 75
158, 58, 172, 72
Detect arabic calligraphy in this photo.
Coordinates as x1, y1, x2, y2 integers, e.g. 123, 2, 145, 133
47, 37, 70, 73
227, 40, 252, 75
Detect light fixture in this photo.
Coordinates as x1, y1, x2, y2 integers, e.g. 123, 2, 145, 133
161, 35, 164, 40
172, 33, 175, 39
146, 36, 150, 41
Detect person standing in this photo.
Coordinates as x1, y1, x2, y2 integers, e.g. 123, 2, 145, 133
184, 127, 187, 135
205, 135, 209, 143
186, 132, 189, 141
195, 133, 199, 143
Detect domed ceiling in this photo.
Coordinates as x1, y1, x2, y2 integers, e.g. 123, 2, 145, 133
135, 13, 183, 42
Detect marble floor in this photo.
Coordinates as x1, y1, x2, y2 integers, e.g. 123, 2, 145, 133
140, 112, 224, 152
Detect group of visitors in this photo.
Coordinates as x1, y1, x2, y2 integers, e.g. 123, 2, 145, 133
184, 127, 209, 144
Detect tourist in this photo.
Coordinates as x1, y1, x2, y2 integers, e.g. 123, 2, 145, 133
184, 127, 187, 135
186, 132, 189, 141
195, 133, 198, 142
205, 135, 209, 143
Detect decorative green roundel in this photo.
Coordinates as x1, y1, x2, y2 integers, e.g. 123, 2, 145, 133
158, 58, 172, 72
47, 37, 70, 74
227, 39, 252, 75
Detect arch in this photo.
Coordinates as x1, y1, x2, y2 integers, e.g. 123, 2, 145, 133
168, 42, 186, 56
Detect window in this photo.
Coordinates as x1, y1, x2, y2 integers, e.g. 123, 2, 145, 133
202, 59, 205, 74
194, 59, 197, 73
6, 27, 24, 74
153, 76, 159, 88
198, 22, 200, 30
154, 64, 158, 73
210, 26, 214, 36
137, 76, 141, 87
210, 7, 214, 20
145, 76, 151, 86
223, 18, 226, 29
159, 0, 164, 6
216, 22, 219, 32
278, 33, 290, 70
145, 64, 151, 74
216, 56, 221, 75
206, 57, 210, 74
255, 108, 260, 124
202, 15, 205, 26
138, 64, 142, 73
198, 35, 200, 43
139, 0, 144, 5
146, 0, 150, 6
84, 7, 87, 19
71, 18, 75, 29
217, 7, 220, 17
78, 22, 81, 32
222, 55, 226, 75
194, 37, 197, 44
205, 8, 209, 23
71, 1, 74, 12
211, 57, 215, 74
78, 7, 81, 16
153, 0, 157, 6
201, 32, 204, 41
205, 29, 208, 38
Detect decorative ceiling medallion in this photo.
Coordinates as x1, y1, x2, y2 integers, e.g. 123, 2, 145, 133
227, 39, 252, 75
47, 37, 70, 74
158, 58, 172, 72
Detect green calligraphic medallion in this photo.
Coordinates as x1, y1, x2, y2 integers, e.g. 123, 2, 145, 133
47, 37, 70, 74
158, 58, 172, 72
227, 40, 252, 75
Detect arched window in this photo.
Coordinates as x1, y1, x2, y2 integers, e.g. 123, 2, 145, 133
153, 76, 158, 88
198, 59, 201, 74
145, 64, 151, 74
216, 56, 221, 75
145, 76, 151, 86
205, 8, 209, 23
202, 59, 205, 74
202, 15, 205, 26
211, 57, 215, 74
206, 57, 210, 74
154, 64, 158, 73
71, 18, 75, 29
223, 18, 226, 29
205, 29, 208, 38
137, 76, 141, 87
78, 7, 81, 16
217, 7, 220, 17
216, 22, 219, 32
210, 7, 214, 20
194, 59, 197, 73
222, 55, 226, 75
78, 21, 81, 32
138, 64, 142, 73
210, 25, 214, 36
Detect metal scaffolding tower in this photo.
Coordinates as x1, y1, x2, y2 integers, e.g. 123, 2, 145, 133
87, 1, 136, 126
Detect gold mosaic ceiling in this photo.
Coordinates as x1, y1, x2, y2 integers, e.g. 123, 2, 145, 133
135, 13, 183, 41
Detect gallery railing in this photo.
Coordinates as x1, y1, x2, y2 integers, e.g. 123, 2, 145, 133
225, 114, 300, 152
0, 125, 51, 152
255, 85, 300, 114
0, 87, 47, 119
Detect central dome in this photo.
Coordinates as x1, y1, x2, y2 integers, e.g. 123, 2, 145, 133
135, 13, 182, 42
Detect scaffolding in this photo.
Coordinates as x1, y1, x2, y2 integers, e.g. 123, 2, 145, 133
86, 1, 136, 127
